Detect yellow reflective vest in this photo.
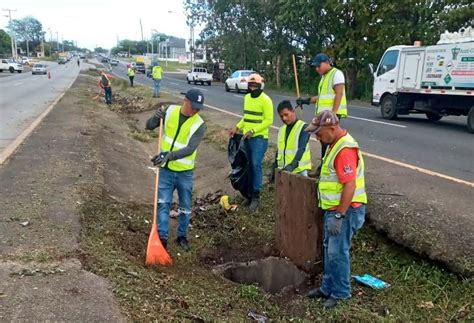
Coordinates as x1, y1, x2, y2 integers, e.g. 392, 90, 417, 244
236, 92, 273, 139
318, 133, 367, 210
161, 105, 204, 171
127, 67, 135, 77
277, 120, 311, 173
316, 67, 347, 117
152, 65, 163, 80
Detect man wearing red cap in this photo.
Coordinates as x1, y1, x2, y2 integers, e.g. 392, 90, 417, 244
305, 111, 367, 309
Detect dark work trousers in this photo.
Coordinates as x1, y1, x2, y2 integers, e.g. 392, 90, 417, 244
129, 76, 134, 87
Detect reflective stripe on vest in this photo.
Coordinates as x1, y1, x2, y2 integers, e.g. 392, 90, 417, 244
277, 120, 311, 173
316, 67, 347, 117
161, 105, 204, 171
318, 133, 367, 210
241, 92, 272, 138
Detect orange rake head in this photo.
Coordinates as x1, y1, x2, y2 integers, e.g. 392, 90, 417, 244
145, 223, 172, 266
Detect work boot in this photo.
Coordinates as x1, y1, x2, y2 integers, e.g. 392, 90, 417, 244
160, 238, 168, 250
323, 298, 339, 309
307, 288, 329, 299
175, 236, 191, 252
249, 191, 260, 211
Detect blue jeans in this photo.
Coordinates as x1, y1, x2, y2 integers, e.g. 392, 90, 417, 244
153, 79, 161, 96
104, 87, 112, 104
320, 204, 366, 299
244, 137, 268, 193
157, 168, 193, 240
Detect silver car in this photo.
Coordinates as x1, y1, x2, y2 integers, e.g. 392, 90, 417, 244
225, 70, 265, 93
32, 63, 47, 75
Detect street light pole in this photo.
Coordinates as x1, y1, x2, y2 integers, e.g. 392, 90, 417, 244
56, 32, 59, 51
3, 8, 17, 59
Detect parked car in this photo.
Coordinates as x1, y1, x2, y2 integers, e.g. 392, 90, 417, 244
225, 70, 264, 93
0, 59, 23, 73
58, 58, 67, 64
110, 59, 119, 66
32, 63, 47, 75
21, 56, 30, 65
187, 67, 212, 85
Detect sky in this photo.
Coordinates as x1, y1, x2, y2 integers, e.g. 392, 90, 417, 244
1, 0, 197, 50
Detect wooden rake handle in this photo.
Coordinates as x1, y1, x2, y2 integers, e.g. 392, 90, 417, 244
292, 54, 304, 120
152, 116, 164, 226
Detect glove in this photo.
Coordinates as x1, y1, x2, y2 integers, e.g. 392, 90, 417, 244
153, 107, 165, 119
328, 216, 343, 235
296, 97, 311, 106
283, 164, 295, 172
151, 152, 170, 167
244, 130, 254, 139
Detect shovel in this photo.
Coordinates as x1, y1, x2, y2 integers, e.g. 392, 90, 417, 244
145, 116, 173, 266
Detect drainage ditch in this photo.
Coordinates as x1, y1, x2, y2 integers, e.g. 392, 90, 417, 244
214, 256, 308, 294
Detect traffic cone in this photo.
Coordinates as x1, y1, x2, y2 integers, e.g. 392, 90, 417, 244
48, 71, 51, 79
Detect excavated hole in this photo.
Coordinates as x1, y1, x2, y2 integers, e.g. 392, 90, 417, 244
214, 257, 308, 294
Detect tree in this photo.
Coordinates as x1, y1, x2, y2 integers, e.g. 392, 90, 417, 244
7, 16, 45, 56
0, 29, 12, 55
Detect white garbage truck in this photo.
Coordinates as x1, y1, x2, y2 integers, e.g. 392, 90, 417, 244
370, 27, 474, 133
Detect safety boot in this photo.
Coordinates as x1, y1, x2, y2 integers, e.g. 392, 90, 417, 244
249, 191, 260, 211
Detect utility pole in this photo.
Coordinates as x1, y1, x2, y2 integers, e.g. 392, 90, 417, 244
3, 8, 17, 59
56, 31, 59, 51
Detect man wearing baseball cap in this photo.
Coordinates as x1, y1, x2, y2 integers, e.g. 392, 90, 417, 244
305, 111, 367, 309
145, 89, 207, 251
296, 53, 348, 168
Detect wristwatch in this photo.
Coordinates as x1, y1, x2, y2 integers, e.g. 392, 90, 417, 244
334, 212, 345, 219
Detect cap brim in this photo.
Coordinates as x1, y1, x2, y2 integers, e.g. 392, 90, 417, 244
304, 123, 322, 134
190, 102, 204, 110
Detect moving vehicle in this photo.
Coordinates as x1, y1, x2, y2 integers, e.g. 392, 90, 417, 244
32, 63, 47, 75
370, 26, 474, 133
134, 56, 146, 73
110, 59, 119, 66
225, 70, 264, 92
21, 57, 30, 65
0, 59, 23, 73
58, 58, 67, 64
187, 67, 212, 85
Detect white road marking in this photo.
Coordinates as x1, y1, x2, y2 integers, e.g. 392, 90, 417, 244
169, 82, 179, 85
13, 82, 23, 86
193, 87, 208, 91
233, 94, 242, 98
202, 102, 474, 188
348, 116, 406, 128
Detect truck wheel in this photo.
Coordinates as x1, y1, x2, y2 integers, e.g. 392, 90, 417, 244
467, 107, 474, 134
235, 84, 240, 94
17, 70, 22, 73
9, 67, 14, 73
426, 112, 442, 122
187, 79, 191, 84
380, 94, 397, 120
207, 81, 211, 86
194, 80, 197, 85
225, 83, 230, 92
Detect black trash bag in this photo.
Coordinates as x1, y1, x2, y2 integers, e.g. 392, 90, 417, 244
228, 134, 251, 199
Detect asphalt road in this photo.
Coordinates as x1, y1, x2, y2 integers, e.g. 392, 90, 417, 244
109, 60, 474, 182
0, 60, 81, 152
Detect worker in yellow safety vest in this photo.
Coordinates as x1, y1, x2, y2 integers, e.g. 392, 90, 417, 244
297, 53, 348, 170
127, 64, 135, 87
304, 110, 367, 309
228, 73, 273, 211
145, 89, 207, 251
269, 100, 311, 182
152, 62, 163, 98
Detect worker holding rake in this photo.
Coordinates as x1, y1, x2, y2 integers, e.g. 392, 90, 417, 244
146, 89, 207, 252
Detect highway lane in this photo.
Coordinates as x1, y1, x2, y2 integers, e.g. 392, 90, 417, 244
0, 60, 81, 152
108, 60, 474, 182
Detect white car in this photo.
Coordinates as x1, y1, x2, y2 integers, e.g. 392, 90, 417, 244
225, 70, 264, 93
0, 59, 23, 73
32, 63, 47, 75
187, 67, 212, 85
21, 57, 30, 65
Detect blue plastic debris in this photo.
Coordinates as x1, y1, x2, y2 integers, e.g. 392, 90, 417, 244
352, 274, 391, 289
